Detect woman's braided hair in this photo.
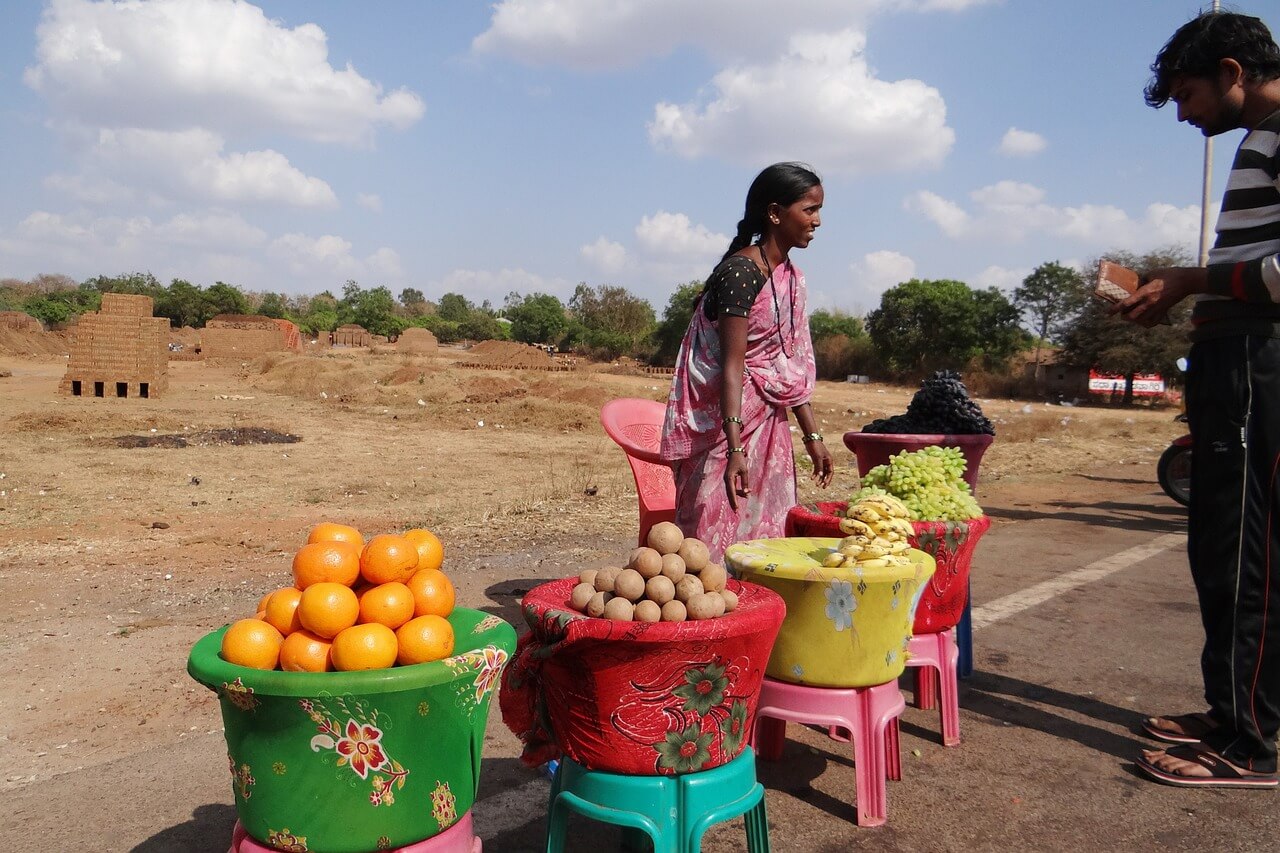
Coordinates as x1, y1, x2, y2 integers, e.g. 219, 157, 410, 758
719, 162, 822, 264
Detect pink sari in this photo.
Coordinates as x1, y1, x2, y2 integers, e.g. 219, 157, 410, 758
660, 258, 815, 562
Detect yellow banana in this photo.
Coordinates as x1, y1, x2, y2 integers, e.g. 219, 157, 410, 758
856, 557, 890, 569
846, 504, 884, 524
840, 518, 876, 538
822, 551, 846, 568
859, 543, 889, 559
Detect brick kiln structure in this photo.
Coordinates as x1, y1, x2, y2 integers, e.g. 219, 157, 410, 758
200, 315, 300, 360
333, 323, 371, 347
60, 293, 168, 399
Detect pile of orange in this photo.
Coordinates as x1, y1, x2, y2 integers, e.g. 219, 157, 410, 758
220, 523, 456, 672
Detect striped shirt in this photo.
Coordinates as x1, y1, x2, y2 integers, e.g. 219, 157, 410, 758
1195, 108, 1280, 339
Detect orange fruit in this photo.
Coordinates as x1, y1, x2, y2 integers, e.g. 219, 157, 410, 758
292, 540, 361, 590
279, 629, 334, 672
297, 582, 360, 639
360, 534, 420, 585
256, 591, 274, 613
306, 522, 364, 547
221, 618, 284, 670
331, 623, 399, 671
396, 615, 454, 665
358, 582, 416, 630
402, 528, 445, 572
263, 587, 304, 635
406, 568, 455, 618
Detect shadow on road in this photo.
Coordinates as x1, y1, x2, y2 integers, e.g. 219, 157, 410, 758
959, 670, 1148, 760
133, 803, 237, 852
481, 578, 543, 630
986, 499, 1186, 534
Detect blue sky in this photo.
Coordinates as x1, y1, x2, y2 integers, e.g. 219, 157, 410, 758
0, 0, 1250, 316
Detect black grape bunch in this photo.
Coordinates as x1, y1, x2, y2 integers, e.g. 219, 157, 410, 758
861, 370, 995, 436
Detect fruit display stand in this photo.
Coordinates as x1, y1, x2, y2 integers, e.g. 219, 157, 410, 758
500, 577, 785, 775
723, 538, 936, 688
188, 607, 515, 853
843, 431, 993, 677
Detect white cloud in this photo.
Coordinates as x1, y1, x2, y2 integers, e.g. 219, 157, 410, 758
357, 193, 383, 213
852, 250, 917, 291
269, 233, 360, 277
580, 237, 628, 274
906, 180, 1207, 251
474, 0, 996, 69
649, 30, 953, 175
635, 212, 728, 260
972, 265, 1028, 292
367, 247, 403, 278
432, 268, 575, 303
25, 0, 424, 146
998, 127, 1047, 157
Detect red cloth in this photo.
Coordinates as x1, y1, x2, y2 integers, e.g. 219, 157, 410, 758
500, 577, 785, 775
785, 501, 991, 634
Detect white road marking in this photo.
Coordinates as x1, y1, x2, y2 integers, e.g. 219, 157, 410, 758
474, 776, 549, 839
971, 532, 1185, 630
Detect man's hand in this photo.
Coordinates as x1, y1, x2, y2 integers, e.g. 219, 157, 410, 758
1111, 266, 1202, 327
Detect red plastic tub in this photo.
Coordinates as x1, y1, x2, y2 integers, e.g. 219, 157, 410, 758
500, 577, 785, 775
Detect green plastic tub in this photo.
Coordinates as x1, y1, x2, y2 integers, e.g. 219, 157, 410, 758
188, 608, 515, 853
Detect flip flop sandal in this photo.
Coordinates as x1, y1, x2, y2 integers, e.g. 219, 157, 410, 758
1137, 743, 1279, 789
1140, 712, 1217, 744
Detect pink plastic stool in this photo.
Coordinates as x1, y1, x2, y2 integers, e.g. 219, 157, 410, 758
751, 677, 904, 827
905, 629, 961, 747
229, 811, 481, 853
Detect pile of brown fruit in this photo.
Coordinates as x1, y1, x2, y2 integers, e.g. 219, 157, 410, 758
569, 522, 738, 622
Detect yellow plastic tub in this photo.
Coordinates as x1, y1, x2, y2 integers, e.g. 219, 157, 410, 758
724, 538, 935, 688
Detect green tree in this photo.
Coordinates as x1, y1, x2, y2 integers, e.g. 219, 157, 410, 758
505, 292, 567, 344
568, 283, 657, 359
83, 272, 163, 298
1014, 261, 1084, 379
348, 285, 404, 337
1058, 246, 1194, 404
299, 292, 339, 335
22, 285, 101, 326
399, 287, 425, 308
152, 279, 208, 327
438, 292, 473, 322
204, 281, 250, 318
808, 309, 865, 342
866, 279, 1027, 375
651, 281, 704, 366
257, 292, 287, 319
457, 311, 507, 342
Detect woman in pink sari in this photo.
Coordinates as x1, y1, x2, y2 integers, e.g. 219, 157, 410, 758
660, 163, 833, 561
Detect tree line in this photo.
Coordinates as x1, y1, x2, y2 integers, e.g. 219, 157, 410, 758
0, 246, 1192, 392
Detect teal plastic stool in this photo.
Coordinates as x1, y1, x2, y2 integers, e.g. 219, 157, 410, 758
545, 747, 770, 852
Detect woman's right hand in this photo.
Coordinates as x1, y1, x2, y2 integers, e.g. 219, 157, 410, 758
724, 450, 750, 510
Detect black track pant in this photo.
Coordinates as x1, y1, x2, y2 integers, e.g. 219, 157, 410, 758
1187, 334, 1280, 773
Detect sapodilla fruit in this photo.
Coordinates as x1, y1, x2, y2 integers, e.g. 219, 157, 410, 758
646, 521, 684, 555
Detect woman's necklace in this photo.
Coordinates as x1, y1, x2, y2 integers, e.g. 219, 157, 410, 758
759, 244, 798, 357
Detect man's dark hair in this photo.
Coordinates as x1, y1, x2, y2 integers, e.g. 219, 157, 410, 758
1146, 10, 1280, 107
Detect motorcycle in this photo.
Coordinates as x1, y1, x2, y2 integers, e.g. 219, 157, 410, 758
1158, 357, 1191, 507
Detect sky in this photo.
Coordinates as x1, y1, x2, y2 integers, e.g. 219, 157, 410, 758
0, 0, 1254, 316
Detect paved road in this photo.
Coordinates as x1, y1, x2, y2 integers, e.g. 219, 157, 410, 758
10, 477, 1280, 852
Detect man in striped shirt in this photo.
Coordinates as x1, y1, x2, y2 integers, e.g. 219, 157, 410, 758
1117, 10, 1280, 789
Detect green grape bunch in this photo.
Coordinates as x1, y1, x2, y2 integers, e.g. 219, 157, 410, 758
850, 446, 983, 521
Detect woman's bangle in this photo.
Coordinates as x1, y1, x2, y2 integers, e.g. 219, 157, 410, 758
727, 446, 746, 455
722, 416, 743, 427
802, 432, 824, 444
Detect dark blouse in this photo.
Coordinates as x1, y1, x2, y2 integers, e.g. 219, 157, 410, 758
702, 255, 767, 321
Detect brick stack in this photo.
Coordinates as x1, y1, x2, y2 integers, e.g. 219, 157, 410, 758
272, 318, 302, 352
201, 314, 288, 360
333, 324, 371, 347
60, 293, 169, 398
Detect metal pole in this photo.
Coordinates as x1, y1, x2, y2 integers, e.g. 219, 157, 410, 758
1198, 0, 1221, 267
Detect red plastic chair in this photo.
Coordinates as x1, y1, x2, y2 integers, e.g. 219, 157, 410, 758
600, 398, 677, 546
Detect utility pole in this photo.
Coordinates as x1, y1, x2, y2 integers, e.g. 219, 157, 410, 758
1198, 0, 1221, 266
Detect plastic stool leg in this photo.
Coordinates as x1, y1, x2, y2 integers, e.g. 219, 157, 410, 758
957, 582, 974, 678
885, 717, 901, 782
913, 667, 939, 711
938, 630, 962, 747
851, 690, 889, 827
744, 799, 771, 853
754, 715, 786, 761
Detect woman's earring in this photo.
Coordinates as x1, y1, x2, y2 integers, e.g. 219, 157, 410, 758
771, 217, 779, 224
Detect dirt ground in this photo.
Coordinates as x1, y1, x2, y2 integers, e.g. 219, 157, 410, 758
0, 348, 1200, 851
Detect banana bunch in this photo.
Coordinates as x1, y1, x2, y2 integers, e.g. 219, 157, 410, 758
822, 495, 915, 570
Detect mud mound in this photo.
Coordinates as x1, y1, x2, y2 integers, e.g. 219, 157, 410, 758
397, 327, 438, 355
462, 375, 528, 404
112, 427, 301, 449
250, 354, 384, 403
0, 327, 70, 358
462, 341, 556, 369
